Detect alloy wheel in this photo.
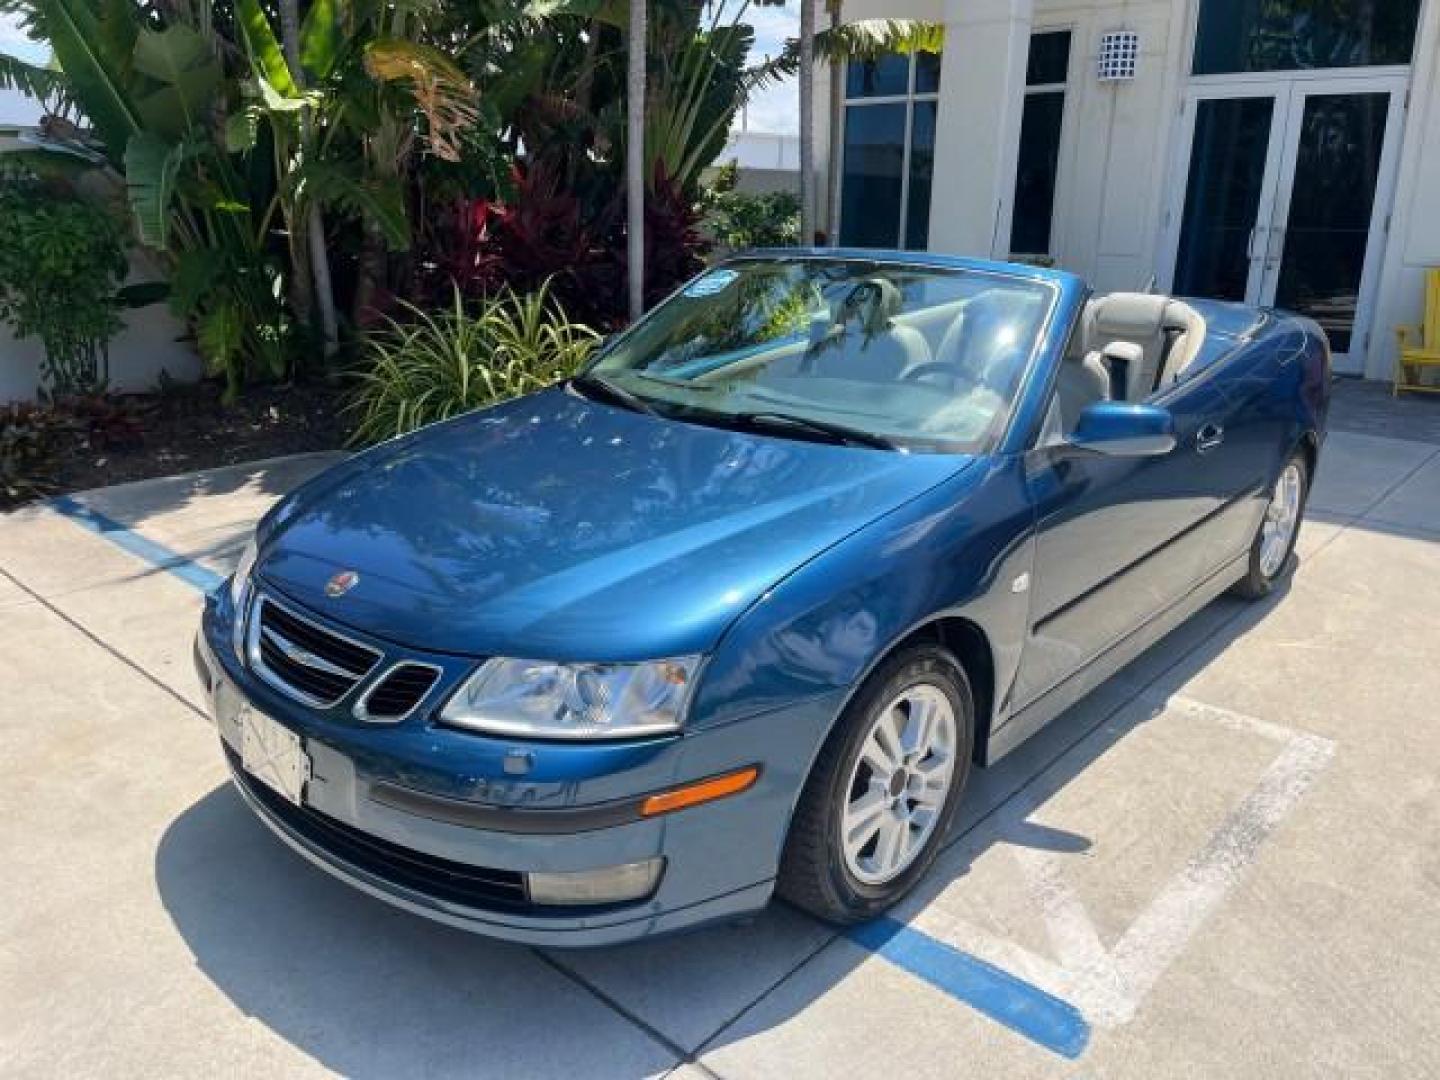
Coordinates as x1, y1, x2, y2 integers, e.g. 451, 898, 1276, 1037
839, 684, 957, 885
1260, 462, 1303, 579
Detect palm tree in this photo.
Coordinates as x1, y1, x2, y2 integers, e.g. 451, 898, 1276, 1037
797, 0, 815, 244
276, 0, 338, 359
825, 0, 843, 241
627, 0, 647, 321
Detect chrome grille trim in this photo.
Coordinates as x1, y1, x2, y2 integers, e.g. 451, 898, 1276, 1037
352, 661, 444, 724
246, 592, 383, 708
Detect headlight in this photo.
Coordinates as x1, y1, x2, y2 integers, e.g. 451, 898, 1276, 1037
439, 656, 700, 739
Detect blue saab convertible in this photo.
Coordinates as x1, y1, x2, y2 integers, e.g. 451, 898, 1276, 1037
195, 251, 1329, 945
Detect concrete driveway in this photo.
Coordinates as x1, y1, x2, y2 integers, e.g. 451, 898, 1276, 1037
4, 386, 1439, 1078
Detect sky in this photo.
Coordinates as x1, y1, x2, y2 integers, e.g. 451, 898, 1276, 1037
0, 13, 46, 126
0, 7, 801, 134
0, 12, 45, 64
736, 1, 801, 136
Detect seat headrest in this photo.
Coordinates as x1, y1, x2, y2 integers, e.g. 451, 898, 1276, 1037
833, 278, 904, 334
1089, 293, 1170, 339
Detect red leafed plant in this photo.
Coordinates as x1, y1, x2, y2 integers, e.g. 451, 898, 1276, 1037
634, 165, 708, 310
425, 162, 708, 330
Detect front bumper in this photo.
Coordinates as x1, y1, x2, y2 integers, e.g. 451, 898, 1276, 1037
196, 593, 839, 946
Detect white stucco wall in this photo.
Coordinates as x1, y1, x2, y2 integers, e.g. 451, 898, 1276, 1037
0, 282, 202, 404
839, 0, 1186, 285
0, 86, 43, 126
827, 0, 1440, 381
1368, 0, 1440, 381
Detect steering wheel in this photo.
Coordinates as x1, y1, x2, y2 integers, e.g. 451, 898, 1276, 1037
900, 361, 973, 388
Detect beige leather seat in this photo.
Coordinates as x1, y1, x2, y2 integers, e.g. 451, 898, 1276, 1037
927, 288, 1047, 390
1053, 350, 1111, 431
808, 278, 929, 381
1077, 293, 1207, 401
1155, 300, 1207, 388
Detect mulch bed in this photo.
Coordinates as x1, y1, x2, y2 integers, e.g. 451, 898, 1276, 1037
33, 379, 355, 505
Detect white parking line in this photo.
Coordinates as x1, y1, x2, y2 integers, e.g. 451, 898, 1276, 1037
905, 694, 1336, 1027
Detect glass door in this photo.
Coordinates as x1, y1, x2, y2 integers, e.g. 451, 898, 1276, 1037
1260, 81, 1405, 364
1171, 93, 1283, 304
1167, 76, 1405, 373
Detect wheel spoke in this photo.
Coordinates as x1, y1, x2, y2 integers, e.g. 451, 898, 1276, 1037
910, 695, 940, 758
859, 733, 898, 778
909, 758, 951, 807
874, 708, 905, 766
844, 790, 888, 858
910, 805, 938, 831
873, 813, 909, 874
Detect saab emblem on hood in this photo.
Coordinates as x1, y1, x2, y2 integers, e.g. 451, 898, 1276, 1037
325, 570, 360, 598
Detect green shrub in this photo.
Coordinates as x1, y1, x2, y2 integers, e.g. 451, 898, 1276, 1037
0, 167, 128, 398
348, 282, 601, 445
701, 161, 801, 252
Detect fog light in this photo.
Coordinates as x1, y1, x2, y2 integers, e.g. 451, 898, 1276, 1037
527, 858, 664, 906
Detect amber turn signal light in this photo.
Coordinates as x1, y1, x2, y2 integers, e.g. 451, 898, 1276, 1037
640, 766, 760, 817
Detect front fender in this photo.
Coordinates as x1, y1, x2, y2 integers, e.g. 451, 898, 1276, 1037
689, 455, 1037, 755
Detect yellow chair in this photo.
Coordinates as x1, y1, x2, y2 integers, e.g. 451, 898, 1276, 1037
1394, 268, 1440, 395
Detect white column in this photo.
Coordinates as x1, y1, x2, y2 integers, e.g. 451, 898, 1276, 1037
927, 0, 1033, 256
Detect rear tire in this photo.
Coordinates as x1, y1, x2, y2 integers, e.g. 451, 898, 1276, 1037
778, 644, 974, 924
1231, 450, 1309, 600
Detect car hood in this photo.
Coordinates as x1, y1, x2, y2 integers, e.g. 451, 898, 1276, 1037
257, 388, 972, 659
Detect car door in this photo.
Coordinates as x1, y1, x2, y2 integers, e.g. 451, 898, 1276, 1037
1010, 365, 1250, 710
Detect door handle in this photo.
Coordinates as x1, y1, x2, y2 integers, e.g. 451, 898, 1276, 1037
1196, 423, 1225, 453
1265, 225, 1286, 271
1246, 226, 1264, 261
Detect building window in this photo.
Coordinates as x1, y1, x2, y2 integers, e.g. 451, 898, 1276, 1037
1010, 31, 1071, 258
839, 51, 941, 250
1193, 0, 1422, 76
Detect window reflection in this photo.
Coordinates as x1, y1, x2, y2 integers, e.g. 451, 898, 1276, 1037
1273, 93, 1390, 352
840, 51, 942, 250
1193, 0, 1421, 75
840, 104, 907, 248
905, 102, 937, 251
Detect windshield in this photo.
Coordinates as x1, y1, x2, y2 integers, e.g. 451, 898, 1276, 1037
585, 258, 1055, 453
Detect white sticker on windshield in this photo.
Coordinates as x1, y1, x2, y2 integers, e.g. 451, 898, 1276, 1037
684, 269, 738, 298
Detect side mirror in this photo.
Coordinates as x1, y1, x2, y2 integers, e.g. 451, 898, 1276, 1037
1069, 401, 1176, 457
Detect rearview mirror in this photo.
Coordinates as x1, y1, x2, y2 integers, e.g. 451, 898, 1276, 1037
1069, 402, 1176, 457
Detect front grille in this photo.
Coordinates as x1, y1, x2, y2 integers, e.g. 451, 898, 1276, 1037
359, 663, 441, 720
228, 747, 530, 911
249, 594, 381, 707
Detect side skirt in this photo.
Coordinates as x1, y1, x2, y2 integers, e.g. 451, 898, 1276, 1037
983, 551, 1249, 765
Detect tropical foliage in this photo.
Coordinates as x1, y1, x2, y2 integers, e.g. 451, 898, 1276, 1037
0, 164, 128, 396
0, 0, 796, 400
348, 281, 600, 444
701, 160, 800, 251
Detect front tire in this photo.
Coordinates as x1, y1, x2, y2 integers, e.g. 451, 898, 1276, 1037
778, 644, 974, 924
1231, 451, 1309, 599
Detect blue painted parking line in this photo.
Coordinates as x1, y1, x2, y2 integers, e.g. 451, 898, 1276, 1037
847, 917, 1090, 1058
50, 494, 226, 595
52, 492, 1093, 1058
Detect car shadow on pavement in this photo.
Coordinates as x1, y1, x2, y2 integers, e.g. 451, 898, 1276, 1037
153, 578, 1294, 1075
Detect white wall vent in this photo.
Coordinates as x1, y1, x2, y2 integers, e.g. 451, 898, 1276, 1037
1097, 31, 1140, 81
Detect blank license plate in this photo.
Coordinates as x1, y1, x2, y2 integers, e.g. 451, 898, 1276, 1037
241, 707, 311, 806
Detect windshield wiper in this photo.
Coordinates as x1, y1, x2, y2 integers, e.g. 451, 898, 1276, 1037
569, 372, 659, 416
733, 411, 898, 450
